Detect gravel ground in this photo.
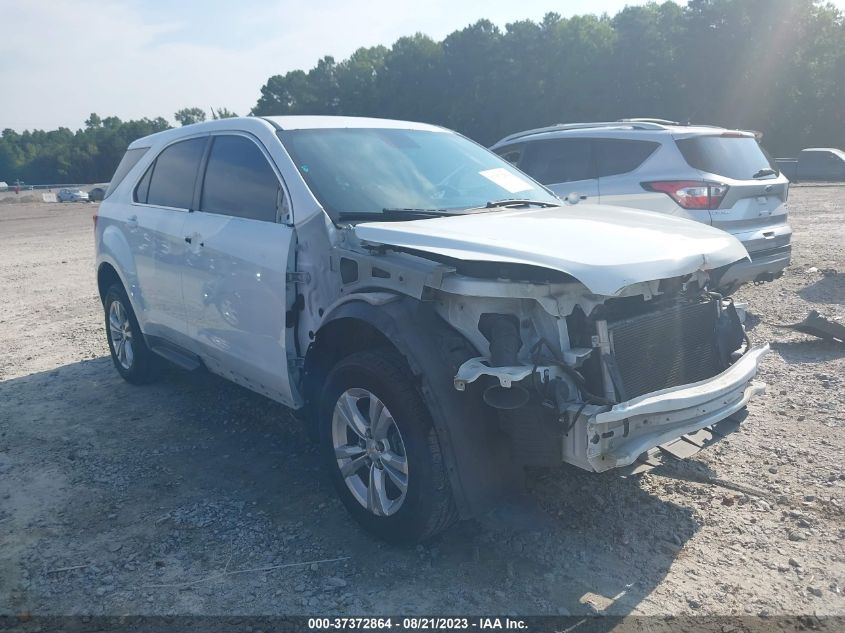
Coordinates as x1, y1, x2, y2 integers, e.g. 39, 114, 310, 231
0, 190, 843, 617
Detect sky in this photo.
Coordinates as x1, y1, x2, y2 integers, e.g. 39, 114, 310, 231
1, 0, 843, 133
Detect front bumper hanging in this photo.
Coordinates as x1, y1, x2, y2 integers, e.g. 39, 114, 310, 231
453, 344, 770, 473
582, 344, 769, 471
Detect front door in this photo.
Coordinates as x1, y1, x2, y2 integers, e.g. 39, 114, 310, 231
181, 133, 297, 405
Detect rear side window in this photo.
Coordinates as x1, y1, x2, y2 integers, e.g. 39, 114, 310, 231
144, 137, 207, 209
200, 135, 280, 222
520, 139, 593, 184
106, 147, 148, 198
800, 151, 843, 167
676, 136, 775, 180
800, 152, 827, 168
595, 139, 658, 178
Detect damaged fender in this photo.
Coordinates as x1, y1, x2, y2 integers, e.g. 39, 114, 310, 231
316, 295, 523, 518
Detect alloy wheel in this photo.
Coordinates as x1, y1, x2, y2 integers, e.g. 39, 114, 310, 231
108, 299, 134, 370
331, 388, 409, 516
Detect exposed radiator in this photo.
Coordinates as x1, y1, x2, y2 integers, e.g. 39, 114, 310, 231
607, 300, 723, 400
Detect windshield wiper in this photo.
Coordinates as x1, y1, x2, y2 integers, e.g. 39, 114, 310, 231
337, 200, 559, 223
482, 199, 561, 209
338, 208, 459, 222
752, 168, 778, 179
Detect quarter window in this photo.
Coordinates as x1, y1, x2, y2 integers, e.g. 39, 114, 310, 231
594, 139, 658, 177
200, 135, 281, 223
144, 137, 207, 209
134, 164, 153, 203
520, 139, 593, 184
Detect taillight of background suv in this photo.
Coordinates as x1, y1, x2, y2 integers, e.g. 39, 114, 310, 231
641, 180, 729, 210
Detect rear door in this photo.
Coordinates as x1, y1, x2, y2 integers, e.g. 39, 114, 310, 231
130, 135, 208, 346
181, 133, 297, 405
674, 134, 790, 255
518, 138, 598, 202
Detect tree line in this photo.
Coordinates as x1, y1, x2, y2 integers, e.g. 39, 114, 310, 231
0, 108, 236, 185
2, 0, 843, 185
252, 0, 845, 153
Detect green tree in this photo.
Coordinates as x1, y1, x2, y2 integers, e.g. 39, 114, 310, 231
85, 113, 102, 129
174, 107, 207, 126
254, 70, 316, 115
251, 0, 845, 153
211, 107, 238, 119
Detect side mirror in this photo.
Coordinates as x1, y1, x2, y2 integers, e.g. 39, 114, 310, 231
565, 191, 581, 205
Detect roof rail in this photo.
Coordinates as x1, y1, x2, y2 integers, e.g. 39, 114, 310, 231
618, 117, 685, 125
495, 120, 668, 145
621, 119, 757, 135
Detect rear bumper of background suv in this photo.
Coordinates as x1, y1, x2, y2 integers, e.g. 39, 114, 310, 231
720, 243, 792, 287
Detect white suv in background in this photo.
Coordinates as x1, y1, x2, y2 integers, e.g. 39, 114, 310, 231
491, 119, 793, 290
95, 116, 768, 542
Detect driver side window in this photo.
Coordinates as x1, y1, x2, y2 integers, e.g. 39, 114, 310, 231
200, 135, 284, 223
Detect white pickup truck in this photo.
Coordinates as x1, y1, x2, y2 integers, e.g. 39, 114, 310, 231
776, 147, 845, 182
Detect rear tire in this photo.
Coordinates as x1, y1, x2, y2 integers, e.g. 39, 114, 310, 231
319, 350, 457, 544
103, 283, 157, 384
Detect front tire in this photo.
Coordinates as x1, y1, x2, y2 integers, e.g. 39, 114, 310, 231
103, 284, 157, 384
319, 350, 457, 543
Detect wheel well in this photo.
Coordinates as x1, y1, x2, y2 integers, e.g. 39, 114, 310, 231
301, 317, 405, 438
97, 263, 122, 303
302, 300, 521, 518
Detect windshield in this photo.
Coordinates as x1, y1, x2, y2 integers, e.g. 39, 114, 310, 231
277, 128, 558, 219
675, 135, 777, 180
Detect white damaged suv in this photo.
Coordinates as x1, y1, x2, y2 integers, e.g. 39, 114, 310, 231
95, 116, 769, 543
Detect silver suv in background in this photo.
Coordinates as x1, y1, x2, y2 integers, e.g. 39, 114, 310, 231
491, 119, 792, 291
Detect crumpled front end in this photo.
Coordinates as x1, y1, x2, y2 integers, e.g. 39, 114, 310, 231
337, 216, 770, 474
572, 344, 768, 472
448, 281, 769, 473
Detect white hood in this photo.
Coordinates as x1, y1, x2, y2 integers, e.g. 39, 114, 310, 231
354, 205, 749, 296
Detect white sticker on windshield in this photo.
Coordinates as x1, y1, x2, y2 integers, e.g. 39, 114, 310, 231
478, 168, 534, 193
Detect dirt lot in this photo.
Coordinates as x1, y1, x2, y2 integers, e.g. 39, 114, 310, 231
0, 190, 843, 618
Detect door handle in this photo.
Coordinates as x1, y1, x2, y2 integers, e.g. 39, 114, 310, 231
126, 215, 138, 229
184, 236, 192, 244
185, 234, 204, 247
